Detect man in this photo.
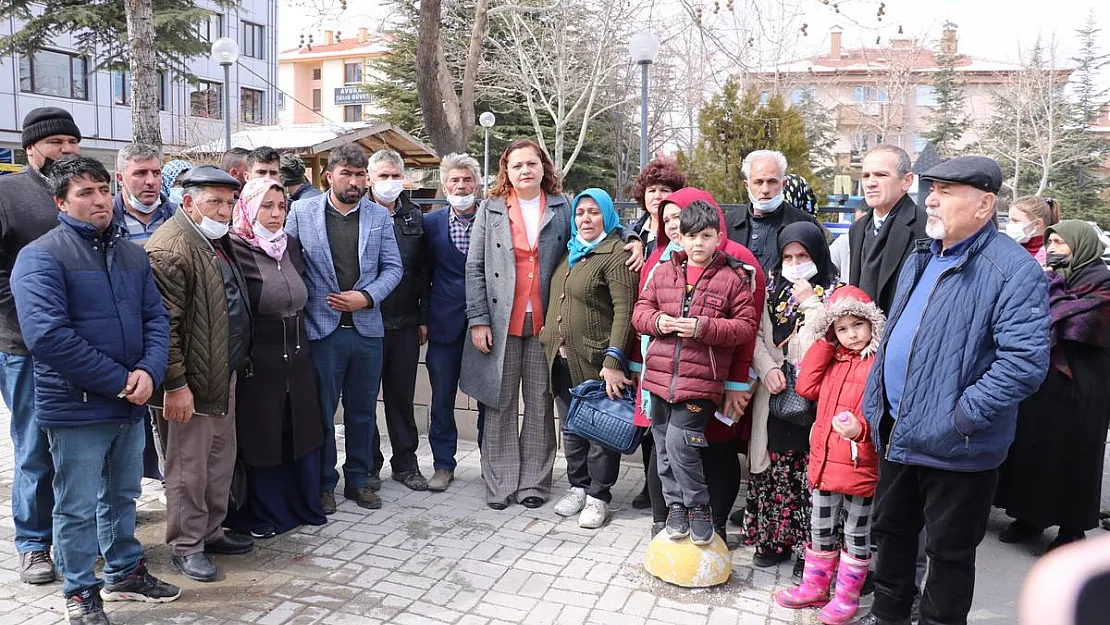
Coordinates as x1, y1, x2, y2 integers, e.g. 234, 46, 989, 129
12, 156, 178, 624
287, 144, 402, 513
366, 149, 431, 492
848, 145, 928, 314
281, 153, 322, 202
0, 106, 82, 585
115, 144, 178, 247
245, 146, 281, 182
851, 156, 1050, 625
220, 147, 251, 185
723, 149, 819, 273
423, 153, 487, 492
145, 165, 255, 582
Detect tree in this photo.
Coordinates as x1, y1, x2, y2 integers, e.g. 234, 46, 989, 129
0, 0, 235, 148
1072, 9, 1110, 127
923, 24, 971, 157
792, 92, 837, 186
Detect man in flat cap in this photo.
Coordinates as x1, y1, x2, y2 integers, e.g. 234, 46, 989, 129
280, 153, 321, 203
0, 106, 82, 585
145, 165, 255, 583
850, 156, 1051, 625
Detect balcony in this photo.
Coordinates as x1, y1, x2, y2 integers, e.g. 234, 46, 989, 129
837, 102, 905, 128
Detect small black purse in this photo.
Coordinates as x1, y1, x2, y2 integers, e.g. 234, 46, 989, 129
768, 361, 816, 427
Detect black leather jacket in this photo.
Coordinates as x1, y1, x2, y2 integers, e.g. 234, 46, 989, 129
379, 192, 430, 330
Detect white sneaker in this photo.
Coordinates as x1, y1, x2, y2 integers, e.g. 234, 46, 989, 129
554, 487, 587, 517
578, 496, 608, 529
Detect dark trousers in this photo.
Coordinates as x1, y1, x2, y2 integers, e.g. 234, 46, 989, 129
373, 326, 420, 475
871, 458, 998, 625
649, 395, 715, 508
426, 335, 487, 472
552, 358, 621, 503
647, 438, 739, 525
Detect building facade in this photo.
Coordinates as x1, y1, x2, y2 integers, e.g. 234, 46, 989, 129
0, 0, 279, 165
277, 28, 388, 127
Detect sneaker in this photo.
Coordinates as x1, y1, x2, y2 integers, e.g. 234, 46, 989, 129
578, 496, 608, 529
343, 486, 382, 509
554, 487, 587, 517
66, 587, 110, 625
393, 470, 428, 491
320, 491, 337, 515
249, 524, 277, 539
102, 561, 181, 603
665, 503, 689, 540
426, 470, 453, 492
20, 550, 55, 584
688, 504, 714, 545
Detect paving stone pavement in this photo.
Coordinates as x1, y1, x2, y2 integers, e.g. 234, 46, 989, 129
0, 402, 1081, 625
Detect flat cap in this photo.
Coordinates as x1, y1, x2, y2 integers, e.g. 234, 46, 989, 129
279, 153, 307, 186
180, 164, 242, 191
920, 156, 1003, 194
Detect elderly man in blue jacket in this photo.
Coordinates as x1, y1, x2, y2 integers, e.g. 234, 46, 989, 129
850, 156, 1050, 625
11, 156, 177, 625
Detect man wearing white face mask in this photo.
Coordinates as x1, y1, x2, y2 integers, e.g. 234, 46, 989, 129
725, 150, 820, 274
114, 144, 179, 246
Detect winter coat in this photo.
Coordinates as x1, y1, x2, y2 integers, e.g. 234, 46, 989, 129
632, 249, 758, 404
380, 192, 431, 330
863, 226, 1051, 472
11, 214, 169, 428
848, 194, 928, 314
795, 286, 884, 497
0, 168, 59, 355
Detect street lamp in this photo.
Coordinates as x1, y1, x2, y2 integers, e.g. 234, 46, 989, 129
479, 111, 497, 194
210, 37, 240, 152
628, 30, 660, 170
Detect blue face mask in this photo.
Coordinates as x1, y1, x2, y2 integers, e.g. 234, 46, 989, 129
168, 187, 185, 205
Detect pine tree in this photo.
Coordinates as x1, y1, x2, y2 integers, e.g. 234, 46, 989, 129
1072, 9, 1110, 126
791, 92, 837, 188
923, 26, 971, 158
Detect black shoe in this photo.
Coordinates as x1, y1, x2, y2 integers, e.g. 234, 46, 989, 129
862, 569, 875, 596
999, 519, 1043, 544
847, 613, 911, 625
631, 487, 651, 510
665, 503, 689, 540
488, 501, 508, 510
249, 524, 277, 539
393, 470, 428, 491
171, 553, 217, 582
66, 586, 110, 625
792, 555, 806, 579
368, 473, 382, 492
752, 549, 791, 568
688, 504, 714, 545
521, 496, 545, 509
205, 533, 254, 555
102, 560, 181, 603
320, 491, 337, 515
1048, 528, 1085, 551
729, 508, 745, 526
650, 521, 666, 538
344, 486, 383, 509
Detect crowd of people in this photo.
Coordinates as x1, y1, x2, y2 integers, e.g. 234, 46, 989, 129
0, 106, 1107, 625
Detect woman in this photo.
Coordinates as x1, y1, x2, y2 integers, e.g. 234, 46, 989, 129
743, 221, 836, 568
995, 220, 1110, 550
226, 178, 326, 537
541, 188, 638, 529
461, 139, 644, 510
783, 174, 819, 216
161, 159, 193, 205
1006, 196, 1060, 266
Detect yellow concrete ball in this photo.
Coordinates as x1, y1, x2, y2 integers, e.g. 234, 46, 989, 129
643, 532, 732, 587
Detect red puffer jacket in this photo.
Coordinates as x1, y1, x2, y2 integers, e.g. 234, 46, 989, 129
795, 286, 885, 497
632, 249, 758, 404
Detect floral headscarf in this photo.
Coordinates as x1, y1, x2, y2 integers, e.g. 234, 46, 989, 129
232, 177, 287, 261
161, 159, 193, 198
783, 173, 819, 216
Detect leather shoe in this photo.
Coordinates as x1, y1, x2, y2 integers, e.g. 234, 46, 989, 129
520, 496, 544, 509
205, 533, 254, 555
847, 612, 911, 625
171, 553, 217, 582
488, 501, 508, 510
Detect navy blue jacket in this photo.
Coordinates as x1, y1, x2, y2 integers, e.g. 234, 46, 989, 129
424, 207, 468, 344
11, 214, 170, 428
863, 225, 1050, 471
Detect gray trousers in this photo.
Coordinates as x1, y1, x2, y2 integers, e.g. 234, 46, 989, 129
649, 394, 716, 508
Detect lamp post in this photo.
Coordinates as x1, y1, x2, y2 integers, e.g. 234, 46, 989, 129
211, 37, 241, 152
628, 31, 660, 170
479, 112, 497, 194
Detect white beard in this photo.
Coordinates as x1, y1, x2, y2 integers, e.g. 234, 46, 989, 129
925, 213, 947, 240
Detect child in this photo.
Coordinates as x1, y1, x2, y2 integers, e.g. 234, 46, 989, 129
774, 285, 885, 625
632, 200, 759, 545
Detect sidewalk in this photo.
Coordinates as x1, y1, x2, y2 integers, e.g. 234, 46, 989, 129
0, 405, 1059, 624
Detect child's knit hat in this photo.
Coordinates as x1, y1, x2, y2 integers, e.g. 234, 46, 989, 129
811, 285, 886, 358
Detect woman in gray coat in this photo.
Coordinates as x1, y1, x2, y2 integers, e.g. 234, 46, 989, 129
462, 139, 643, 509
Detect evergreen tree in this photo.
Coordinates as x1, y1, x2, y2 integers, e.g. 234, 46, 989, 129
923, 26, 971, 158
1072, 9, 1110, 126
792, 92, 838, 188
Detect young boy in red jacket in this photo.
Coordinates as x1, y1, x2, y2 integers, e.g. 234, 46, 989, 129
632, 201, 759, 545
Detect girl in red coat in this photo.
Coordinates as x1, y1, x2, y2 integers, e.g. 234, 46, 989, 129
774, 285, 885, 625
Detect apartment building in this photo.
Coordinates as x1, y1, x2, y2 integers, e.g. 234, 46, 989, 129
277, 28, 389, 126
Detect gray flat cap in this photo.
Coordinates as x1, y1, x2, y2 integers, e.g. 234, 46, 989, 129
920, 156, 1003, 194
180, 164, 242, 190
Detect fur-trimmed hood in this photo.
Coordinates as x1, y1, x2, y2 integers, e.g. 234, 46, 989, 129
811, 285, 886, 359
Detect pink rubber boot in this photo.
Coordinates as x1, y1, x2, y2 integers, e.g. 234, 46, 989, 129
817, 551, 871, 624
774, 547, 838, 609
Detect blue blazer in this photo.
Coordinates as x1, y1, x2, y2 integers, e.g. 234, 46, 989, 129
424, 208, 469, 344
287, 192, 403, 341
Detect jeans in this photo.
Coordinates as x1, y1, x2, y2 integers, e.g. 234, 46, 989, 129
871, 458, 997, 625
649, 394, 715, 508
311, 328, 383, 492
0, 352, 53, 553
426, 336, 486, 471
47, 422, 145, 596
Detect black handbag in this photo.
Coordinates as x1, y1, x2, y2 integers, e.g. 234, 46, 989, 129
564, 347, 644, 454
768, 361, 816, 427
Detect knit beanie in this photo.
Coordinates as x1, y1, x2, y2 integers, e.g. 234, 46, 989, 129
279, 153, 307, 186
22, 107, 81, 148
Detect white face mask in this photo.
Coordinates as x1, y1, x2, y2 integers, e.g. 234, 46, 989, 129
447, 194, 475, 210
373, 180, 405, 203
1005, 221, 1034, 244
126, 189, 161, 215
196, 215, 229, 240
253, 220, 284, 242
751, 193, 785, 214
168, 187, 185, 205
781, 260, 818, 282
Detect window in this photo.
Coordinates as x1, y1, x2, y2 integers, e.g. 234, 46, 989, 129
242, 21, 265, 59
190, 80, 223, 119
158, 72, 167, 111
854, 85, 871, 103
790, 87, 816, 105
19, 50, 88, 100
853, 132, 873, 152
241, 88, 263, 124
112, 69, 130, 105
312, 88, 322, 112
343, 105, 363, 122
277, 92, 286, 111
197, 12, 224, 42
912, 134, 928, 153
876, 87, 888, 102
344, 62, 363, 84
916, 85, 938, 107
312, 68, 321, 80
759, 90, 770, 105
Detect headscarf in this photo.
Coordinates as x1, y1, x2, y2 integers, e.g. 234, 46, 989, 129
568, 188, 620, 267
1041, 221, 1110, 376
161, 159, 193, 198
1045, 220, 1104, 283
232, 177, 288, 261
783, 174, 819, 216
769, 221, 837, 347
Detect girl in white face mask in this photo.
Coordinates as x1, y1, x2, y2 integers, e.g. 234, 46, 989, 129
1006, 196, 1060, 268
